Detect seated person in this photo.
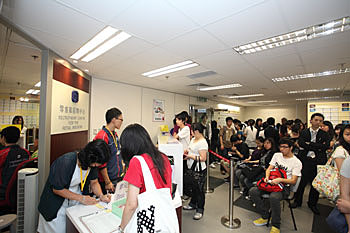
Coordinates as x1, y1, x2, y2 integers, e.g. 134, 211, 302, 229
221, 135, 249, 184
37, 140, 111, 233
249, 138, 302, 233
0, 126, 30, 200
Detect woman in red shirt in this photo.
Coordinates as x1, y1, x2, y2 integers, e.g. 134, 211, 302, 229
118, 124, 172, 232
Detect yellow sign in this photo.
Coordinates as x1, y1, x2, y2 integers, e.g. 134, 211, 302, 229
0, 124, 22, 132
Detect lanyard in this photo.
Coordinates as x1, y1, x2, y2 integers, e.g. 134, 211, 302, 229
80, 167, 90, 192
105, 127, 120, 151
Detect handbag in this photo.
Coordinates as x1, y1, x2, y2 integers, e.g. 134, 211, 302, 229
326, 206, 349, 233
257, 168, 287, 192
125, 156, 179, 233
184, 156, 204, 186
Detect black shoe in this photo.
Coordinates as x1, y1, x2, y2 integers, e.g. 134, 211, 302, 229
308, 203, 320, 215
290, 202, 301, 209
224, 177, 230, 183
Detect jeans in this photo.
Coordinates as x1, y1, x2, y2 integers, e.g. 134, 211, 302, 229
249, 186, 289, 229
189, 169, 207, 214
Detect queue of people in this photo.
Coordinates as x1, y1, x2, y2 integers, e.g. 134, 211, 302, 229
1, 109, 350, 233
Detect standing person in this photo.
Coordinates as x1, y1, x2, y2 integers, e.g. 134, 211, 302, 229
264, 117, 279, 146
173, 112, 191, 152
94, 107, 124, 193
118, 124, 175, 231
244, 119, 258, 149
219, 117, 236, 174
321, 120, 335, 159
209, 120, 220, 168
291, 113, 330, 214
12, 115, 27, 149
37, 140, 111, 233
172, 111, 191, 136
250, 139, 302, 233
332, 125, 350, 171
0, 126, 30, 200
199, 114, 211, 146
255, 118, 263, 139
183, 123, 208, 220
335, 124, 346, 142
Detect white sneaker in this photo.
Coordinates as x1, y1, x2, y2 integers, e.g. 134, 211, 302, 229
210, 163, 216, 168
183, 205, 194, 210
193, 212, 203, 220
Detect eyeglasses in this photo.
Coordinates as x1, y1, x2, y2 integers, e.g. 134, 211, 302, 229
279, 145, 290, 149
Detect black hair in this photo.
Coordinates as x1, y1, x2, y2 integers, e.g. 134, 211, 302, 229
267, 117, 275, 126
248, 119, 255, 130
120, 124, 167, 183
335, 124, 345, 136
105, 108, 122, 124
322, 120, 334, 139
339, 125, 350, 153
256, 118, 262, 124
78, 139, 111, 170
279, 138, 294, 148
262, 121, 269, 130
286, 120, 294, 126
230, 134, 239, 143
225, 117, 233, 123
173, 118, 176, 126
0, 126, 20, 144
291, 124, 301, 134
232, 119, 241, 124
264, 137, 277, 152
175, 112, 187, 123
294, 119, 302, 124
192, 123, 204, 134
311, 113, 324, 120
12, 115, 24, 129
211, 120, 217, 129
279, 124, 288, 137
256, 136, 264, 144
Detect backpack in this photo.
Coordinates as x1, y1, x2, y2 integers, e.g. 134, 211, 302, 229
125, 156, 179, 233
257, 168, 287, 192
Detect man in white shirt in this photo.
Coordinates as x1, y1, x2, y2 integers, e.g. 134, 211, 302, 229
250, 138, 302, 233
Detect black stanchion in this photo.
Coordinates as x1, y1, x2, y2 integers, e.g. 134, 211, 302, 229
221, 158, 241, 229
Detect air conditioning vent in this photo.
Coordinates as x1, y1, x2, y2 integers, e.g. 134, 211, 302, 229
187, 71, 217, 79
188, 83, 210, 87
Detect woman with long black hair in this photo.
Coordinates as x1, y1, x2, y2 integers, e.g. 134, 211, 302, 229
118, 124, 173, 231
244, 119, 258, 149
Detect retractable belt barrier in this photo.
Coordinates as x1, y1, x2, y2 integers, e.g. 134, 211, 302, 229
208, 150, 230, 163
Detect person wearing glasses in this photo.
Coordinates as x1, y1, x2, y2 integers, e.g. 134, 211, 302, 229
94, 107, 124, 193
250, 139, 302, 233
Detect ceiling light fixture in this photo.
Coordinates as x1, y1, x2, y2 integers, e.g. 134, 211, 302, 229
246, 100, 277, 103
287, 87, 341, 94
32, 90, 40, 95
272, 68, 350, 82
296, 96, 340, 101
35, 81, 41, 87
233, 16, 350, 54
218, 93, 264, 99
142, 60, 199, 78
26, 89, 34, 94
70, 26, 119, 60
82, 31, 131, 62
197, 83, 242, 91
217, 104, 240, 111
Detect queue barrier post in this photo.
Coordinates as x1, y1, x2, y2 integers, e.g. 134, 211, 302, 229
221, 157, 241, 229
205, 151, 214, 193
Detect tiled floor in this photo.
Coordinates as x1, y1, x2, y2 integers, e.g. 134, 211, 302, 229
182, 166, 331, 233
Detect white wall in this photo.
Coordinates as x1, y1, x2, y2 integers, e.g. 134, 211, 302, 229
90, 78, 191, 143
241, 103, 307, 123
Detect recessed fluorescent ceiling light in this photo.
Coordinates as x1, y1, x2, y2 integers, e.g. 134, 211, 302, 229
287, 87, 341, 94
32, 90, 40, 95
70, 26, 119, 60
233, 16, 350, 54
246, 100, 277, 103
82, 31, 131, 62
272, 68, 350, 82
197, 83, 242, 91
296, 96, 340, 101
218, 93, 264, 99
26, 89, 34, 94
142, 60, 199, 78
218, 104, 240, 111
35, 81, 41, 87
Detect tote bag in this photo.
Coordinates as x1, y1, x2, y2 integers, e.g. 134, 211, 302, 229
125, 156, 179, 233
312, 147, 349, 202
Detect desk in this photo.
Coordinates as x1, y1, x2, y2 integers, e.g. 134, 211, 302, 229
66, 191, 182, 233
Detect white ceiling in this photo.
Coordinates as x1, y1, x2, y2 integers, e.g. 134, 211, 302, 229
1, 0, 350, 106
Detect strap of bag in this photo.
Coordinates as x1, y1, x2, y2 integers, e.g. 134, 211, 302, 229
135, 156, 157, 191
190, 157, 198, 171
197, 156, 203, 173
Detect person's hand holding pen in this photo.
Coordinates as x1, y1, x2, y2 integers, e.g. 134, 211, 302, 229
99, 193, 111, 203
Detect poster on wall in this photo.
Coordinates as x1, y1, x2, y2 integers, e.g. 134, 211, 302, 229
153, 99, 165, 122
51, 80, 89, 134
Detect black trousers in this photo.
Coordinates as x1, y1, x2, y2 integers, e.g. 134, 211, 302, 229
294, 159, 319, 206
